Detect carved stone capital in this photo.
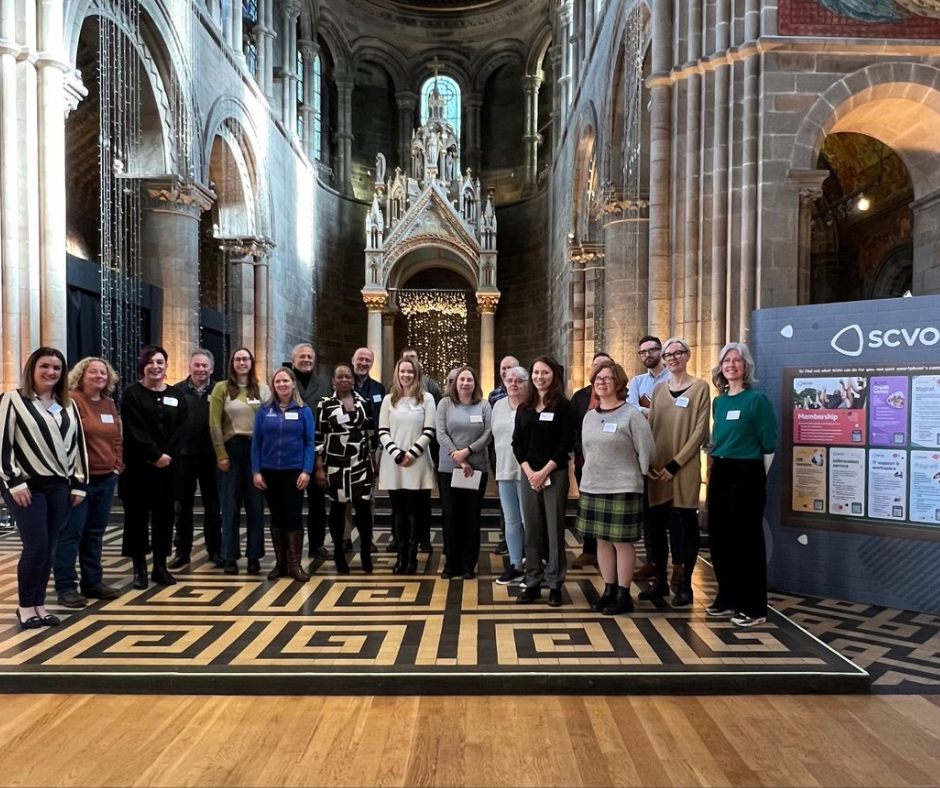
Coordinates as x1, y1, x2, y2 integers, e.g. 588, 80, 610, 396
362, 292, 388, 311
298, 39, 319, 59
476, 293, 500, 315
141, 175, 215, 218
568, 242, 605, 264
218, 235, 275, 262
63, 71, 89, 117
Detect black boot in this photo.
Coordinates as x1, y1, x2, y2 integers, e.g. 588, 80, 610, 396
330, 516, 350, 574
391, 511, 407, 574
151, 555, 177, 586
405, 514, 419, 574
357, 509, 374, 574
602, 586, 634, 615
132, 556, 148, 590
591, 583, 617, 613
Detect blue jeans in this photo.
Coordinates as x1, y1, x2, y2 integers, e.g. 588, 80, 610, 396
2, 478, 71, 607
497, 479, 526, 568
219, 437, 266, 561
53, 474, 118, 593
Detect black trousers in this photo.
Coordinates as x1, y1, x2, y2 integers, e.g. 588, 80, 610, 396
388, 489, 431, 546
707, 458, 768, 617
647, 504, 700, 587
122, 463, 175, 558
328, 498, 373, 551
438, 471, 487, 574
174, 452, 222, 557
305, 484, 327, 548
262, 470, 306, 532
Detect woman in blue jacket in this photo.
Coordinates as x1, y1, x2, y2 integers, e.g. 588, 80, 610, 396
252, 368, 315, 582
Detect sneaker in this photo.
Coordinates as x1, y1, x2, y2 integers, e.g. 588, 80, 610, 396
493, 540, 509, 556
572, 552, 598, 568
706, 602, 734, 617
495, 566, 525, 586
731, 612, 767, 627
633, 563, 657, 581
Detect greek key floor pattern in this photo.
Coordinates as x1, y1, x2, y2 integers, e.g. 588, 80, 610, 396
0, 524, 869, 694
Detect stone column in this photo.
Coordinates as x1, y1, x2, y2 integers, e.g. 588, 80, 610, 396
910, 189, 940, 295
255, 0, 276, 101
37, 0, 71, 352
647, 0, 673, 340
548, 44, 563, 149
464, 91, 483, 173
557, 2, 572, 122
477, 294, 500, 396
789, 169, 828, 305
683, 0, 702, 349
738, 0, 761, 343
231, 0, 244, 60
395, 91, 416, 173
278, 1, 301, 135
298, 39, 319, 160
335, 71, 355, 195
382, 310, 396, 384
521, 75, 542, 195
1, 3, 22, 383
254, 255, 270, 380
363, 292, 387, 380
140, 176, 215, 382
220, 240, 256, 363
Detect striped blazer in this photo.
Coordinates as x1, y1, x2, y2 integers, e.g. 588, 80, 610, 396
0, 390, 89, 496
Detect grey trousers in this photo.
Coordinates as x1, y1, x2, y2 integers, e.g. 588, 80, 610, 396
520, 467, 570, 590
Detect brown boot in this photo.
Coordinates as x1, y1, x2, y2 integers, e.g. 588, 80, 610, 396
267, 529, 287, 580
286, 530, 310, 582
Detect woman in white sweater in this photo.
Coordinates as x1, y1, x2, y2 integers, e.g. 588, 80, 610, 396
378, 357, 436, 574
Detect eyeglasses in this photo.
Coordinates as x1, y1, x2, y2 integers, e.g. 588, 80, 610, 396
594, 376, 615, 384
638, 348, 661, 357
662, 350, 688, 360
233, 356, 252, 363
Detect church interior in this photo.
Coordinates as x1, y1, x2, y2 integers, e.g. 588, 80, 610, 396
2, 0, 940, 786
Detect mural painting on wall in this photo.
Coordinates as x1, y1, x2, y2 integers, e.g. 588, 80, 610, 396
780, 0, 940, 37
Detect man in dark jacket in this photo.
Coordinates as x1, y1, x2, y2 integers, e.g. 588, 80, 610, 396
284, 343, 331, 559
171, 349, 222, 568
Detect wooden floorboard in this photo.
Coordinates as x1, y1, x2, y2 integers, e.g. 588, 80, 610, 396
2, 694, 940, 787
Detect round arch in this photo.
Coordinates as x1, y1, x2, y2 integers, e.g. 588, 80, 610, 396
385, 240, 480, 291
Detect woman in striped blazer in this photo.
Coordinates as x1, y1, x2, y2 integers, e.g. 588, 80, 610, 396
0, 347, 89, 629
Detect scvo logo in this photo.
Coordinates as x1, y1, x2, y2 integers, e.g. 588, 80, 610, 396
830, 324, 940, 357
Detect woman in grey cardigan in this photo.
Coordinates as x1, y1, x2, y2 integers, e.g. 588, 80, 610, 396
435, 366, 492, 579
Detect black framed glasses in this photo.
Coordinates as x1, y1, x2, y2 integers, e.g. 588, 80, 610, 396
637, 348, 661, 357
662, 350, 689, 360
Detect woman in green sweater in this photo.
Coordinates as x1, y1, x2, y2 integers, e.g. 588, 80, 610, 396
210, 348, 270, 575
707, 342, 778, 627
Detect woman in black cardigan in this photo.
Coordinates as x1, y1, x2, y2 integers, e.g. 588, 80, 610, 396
121, 345, 189, 589
512, 356, 574, 607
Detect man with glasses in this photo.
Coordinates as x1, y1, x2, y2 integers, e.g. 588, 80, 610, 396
625, 336, 675, 582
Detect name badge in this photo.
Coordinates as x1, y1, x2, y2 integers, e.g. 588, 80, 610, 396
48, 402, 63, 416
162, 396, 178, 407
336, 412, 350, 424
539, 412, 554, 422
101, 414, 115, 424
602, 421, 618, 433
373, 394, 383, 403
247, 398, 261, 405
284, 411, 299, 421
675, 396, 690, 408
469, 414, 483, 424
726, 410, 741, 421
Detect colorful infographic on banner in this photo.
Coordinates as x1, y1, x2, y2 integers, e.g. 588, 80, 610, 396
785, 364, 940, 532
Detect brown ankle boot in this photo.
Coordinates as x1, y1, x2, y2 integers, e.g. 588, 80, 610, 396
286, 531, 310, 582
267, 529, 286, 580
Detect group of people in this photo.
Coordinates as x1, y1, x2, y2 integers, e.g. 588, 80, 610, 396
0, 333, 777, 630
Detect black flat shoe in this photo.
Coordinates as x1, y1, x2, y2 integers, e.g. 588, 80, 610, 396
15, 609, 42, 630
223, 561, 239, 575
246, 558, 261, 575
638, 581, 670, 601
516, 586, 541, 604
40, 613, 61, 627
547, 588, 563, 607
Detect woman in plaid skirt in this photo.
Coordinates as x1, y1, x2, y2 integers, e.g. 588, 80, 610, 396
576, 359, 655, 615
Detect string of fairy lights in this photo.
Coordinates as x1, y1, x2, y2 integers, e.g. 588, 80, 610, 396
397, 289, 468, 384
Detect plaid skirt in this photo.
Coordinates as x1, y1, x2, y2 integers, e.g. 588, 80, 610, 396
577, 491, 644, 543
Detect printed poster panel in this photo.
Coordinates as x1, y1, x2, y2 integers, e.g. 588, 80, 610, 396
792, 376, 867, 445
792, 446, 827, 513
829, 448, 865, 517
910, 451, 940, 526
867, 450, 907, 522
911, 375, 940, 449
868, 376, 909, 447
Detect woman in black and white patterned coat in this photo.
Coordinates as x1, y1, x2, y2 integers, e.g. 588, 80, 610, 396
315, 363, 376, 574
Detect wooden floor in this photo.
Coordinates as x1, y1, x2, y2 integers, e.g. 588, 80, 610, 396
2, 693, 940, 787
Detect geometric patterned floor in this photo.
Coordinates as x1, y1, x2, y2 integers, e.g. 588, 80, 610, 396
0, 520, 874, 695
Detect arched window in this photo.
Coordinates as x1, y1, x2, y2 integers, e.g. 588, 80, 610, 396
242, 0, 258, 76
420, 75, 461, 139
312, 54, 322, 160
296, 46, 304, 138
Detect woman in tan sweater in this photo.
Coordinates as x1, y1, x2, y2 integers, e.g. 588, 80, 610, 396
643, 338, 711, 606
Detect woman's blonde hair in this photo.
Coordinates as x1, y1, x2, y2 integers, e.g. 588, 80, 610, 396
390, 358, 424, 407
68, 357, 120, 396
267, 367, 305, 408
